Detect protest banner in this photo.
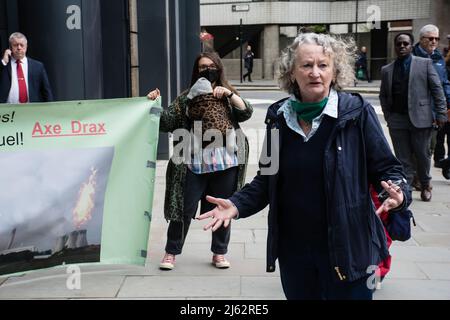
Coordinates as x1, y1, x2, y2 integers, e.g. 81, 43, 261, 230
0, 98, 161, 276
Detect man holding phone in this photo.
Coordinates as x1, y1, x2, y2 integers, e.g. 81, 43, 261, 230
1, 32, 53, 103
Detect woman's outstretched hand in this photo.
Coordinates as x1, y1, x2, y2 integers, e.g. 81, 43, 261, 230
197, 196, 239, 232
376, 180, 404, 215
147, 88, 161, 100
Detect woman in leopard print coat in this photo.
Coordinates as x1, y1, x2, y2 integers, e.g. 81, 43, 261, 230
148, 52, 253, 270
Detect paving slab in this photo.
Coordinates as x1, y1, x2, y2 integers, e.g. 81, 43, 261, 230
413, 233, 450, 247
374, 279, 450, 300
410, 214, 450, 237
144, 259, 274, 278
416, 263, 450, 280
384, 261, 428, 280
0, 272, 125, 299
117, 276, 241, 298
389, 246, 450, 262
241, 276, 285, 299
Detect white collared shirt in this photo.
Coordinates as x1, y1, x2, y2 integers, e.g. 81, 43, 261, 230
277, 89, 339, 142
6, 57, 30, 104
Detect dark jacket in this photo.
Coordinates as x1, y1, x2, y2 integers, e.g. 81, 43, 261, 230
412, 44, 450, 108
230, 92, 412, 283
244, 52, 254, 70
380, 55, 447, 127
356, 52, 368, 69
0, 57, 54, 103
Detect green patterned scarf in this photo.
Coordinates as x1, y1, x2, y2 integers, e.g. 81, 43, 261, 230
290, 97, 328, 124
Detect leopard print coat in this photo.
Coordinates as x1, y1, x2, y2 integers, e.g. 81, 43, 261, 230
160, 90, 253, 222
187, 94, 234, 136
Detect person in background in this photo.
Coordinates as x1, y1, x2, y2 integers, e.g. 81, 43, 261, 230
355, 46, 370, 82
0, 32, 53, 103
380, 32, 447, 202
412, 25, 450, 169
198, 33, 412, 300
442, 34, 450, 58
243, 45, 254, 82
147, 52, 253, 271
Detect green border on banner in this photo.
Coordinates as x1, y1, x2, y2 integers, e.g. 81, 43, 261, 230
0, 97, 161, 274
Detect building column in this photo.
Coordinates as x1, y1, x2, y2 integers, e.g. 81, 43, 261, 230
433, 0, 450, 53
263, 24, 279, 80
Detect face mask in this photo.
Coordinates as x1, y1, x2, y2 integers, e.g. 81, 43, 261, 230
199, 68, 219, 83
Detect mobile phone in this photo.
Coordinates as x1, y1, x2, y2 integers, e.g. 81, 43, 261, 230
377, 179, 404, 203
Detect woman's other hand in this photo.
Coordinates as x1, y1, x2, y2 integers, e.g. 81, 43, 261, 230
375, 180, 404, 215
197, 196, 238, 232
213, 86, 246, 110
213, 86, 232, 99
147, 88, 161, 100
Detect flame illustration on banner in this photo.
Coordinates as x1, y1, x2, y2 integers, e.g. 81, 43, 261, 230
73, 168, 97, 229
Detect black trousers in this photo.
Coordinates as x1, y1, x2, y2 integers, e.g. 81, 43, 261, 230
243, 68, 252, 82
387, 114, 433, 187
278, 247, 373, 300
165, 167, 238, 255
434, 122, 450, 162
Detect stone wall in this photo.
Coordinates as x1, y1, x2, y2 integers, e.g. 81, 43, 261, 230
222, 58, 263, 80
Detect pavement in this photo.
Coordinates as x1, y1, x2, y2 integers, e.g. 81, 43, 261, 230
1, 84, 450, 301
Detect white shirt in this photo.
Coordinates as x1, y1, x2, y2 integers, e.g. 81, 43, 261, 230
3, 57, 30, 104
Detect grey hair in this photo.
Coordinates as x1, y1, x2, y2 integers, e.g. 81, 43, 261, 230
9, 32, 28, 45
419, 25, 439, 37
278, 33, 356, 93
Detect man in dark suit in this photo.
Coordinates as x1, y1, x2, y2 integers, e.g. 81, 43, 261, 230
1, 32, 53, 103
380, 32, 447, 202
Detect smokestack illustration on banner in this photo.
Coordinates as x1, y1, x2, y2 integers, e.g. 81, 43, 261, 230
76, 229, 88, 248
54, 167, 99, 253
65, 231, 78, 249
54, 235, 68, 253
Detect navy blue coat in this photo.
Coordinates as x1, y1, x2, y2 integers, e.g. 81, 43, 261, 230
230, 92, 412, 283
0, 57, 54, 103
413, 44, 450, 107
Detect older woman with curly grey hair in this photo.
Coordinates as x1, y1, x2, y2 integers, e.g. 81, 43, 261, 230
198, 33, 412, 300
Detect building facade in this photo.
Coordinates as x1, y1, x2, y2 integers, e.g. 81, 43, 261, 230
1, 0, 201, 158
200, 0, 450, 80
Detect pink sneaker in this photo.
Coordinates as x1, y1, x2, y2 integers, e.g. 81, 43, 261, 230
212, 254, 230, 269
159, 253, 175, 270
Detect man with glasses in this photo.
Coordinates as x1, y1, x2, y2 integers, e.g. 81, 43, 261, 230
412, 25, 450, 169
380, 33, 447, 202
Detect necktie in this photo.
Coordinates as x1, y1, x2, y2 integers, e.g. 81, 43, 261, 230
16, 60, 28, 103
